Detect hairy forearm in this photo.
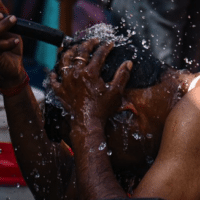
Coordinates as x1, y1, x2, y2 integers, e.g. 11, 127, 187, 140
4, 85, 73, 199
70, 118, 126, 200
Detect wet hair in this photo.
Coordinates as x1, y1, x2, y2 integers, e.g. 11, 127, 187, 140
44, 35, 169, 143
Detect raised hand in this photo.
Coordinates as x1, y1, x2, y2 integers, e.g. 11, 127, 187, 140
0, 13, 24, 89
50, 39, 133, 125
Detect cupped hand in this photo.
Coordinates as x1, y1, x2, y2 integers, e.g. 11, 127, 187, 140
0, 13, 24, 89
50, 39, 133, 125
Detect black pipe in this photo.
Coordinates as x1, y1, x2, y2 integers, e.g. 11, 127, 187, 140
5, 15, 67, 47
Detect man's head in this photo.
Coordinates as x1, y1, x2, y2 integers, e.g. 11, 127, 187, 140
44, 24, 196, 168
44, 31, 168, 140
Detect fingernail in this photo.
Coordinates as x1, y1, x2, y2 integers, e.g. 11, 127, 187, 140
14, 38, 20, 44
9, 15, 17, 23
0, 13, 4, 19
127, 61, 133, 71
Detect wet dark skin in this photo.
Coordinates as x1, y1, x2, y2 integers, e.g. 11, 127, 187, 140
1, 1, 200, 199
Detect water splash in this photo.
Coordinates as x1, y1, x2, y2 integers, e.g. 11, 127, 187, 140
73, 23, 132, 47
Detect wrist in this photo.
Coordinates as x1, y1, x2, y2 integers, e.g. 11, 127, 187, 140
70, 111, 107, 129
0, 71, 30, 97
70, 118, 105, 144
0, 69, 27, 89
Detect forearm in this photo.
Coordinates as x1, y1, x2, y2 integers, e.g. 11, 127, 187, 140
70, 118, 126, 200
4, 84, 73, 199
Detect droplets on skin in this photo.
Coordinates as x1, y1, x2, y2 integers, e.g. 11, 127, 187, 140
132, 132, 142, 140
107, 150, 112, 156
146, 133, 153, 139
98, 142, 107, 151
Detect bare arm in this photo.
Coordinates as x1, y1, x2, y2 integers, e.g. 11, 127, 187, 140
4, 85, 74, 200
51, 39, 133, 199
132, 86, 200, 200
0, 7, 75, 199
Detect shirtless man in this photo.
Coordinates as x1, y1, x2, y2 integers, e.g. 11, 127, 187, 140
1, 1, 200, 200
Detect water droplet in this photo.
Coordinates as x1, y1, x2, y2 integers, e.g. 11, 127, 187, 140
89, 148, 95, 153
105, 83, 110, 89
20, 133, 23, 138
121, 17, 126, 23
107, 150, 112, 156
35, 173, 40, 178
146, 156, 154, 165
98, 142, 106, 151
29, 120, 32, 124
132, 53, 137, 59
61, 109, 68, 117
71, 115, 75, 120
34, 183, 39, 192
132, 133, 142, 140
55, 126, 60, 129
34, 136, 38, 140
146, 133, 153, 139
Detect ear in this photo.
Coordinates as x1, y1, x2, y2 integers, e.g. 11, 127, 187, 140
118, 97, 138, 115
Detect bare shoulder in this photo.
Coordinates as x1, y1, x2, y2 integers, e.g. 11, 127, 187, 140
160, 86, 200, 161
132, 87, 200, 200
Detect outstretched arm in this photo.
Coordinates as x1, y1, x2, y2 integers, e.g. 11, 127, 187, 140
0, 7, 75, 200
51, 39, 133, 199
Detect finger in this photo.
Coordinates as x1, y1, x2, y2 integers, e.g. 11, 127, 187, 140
0, 37, 19, 52
50, 73, 71, 111
75, 38, 100, 67
60, 44, 78, 69
57, 97, 71, 113
0, 15, 17, 36
50, 72, 63, 96
110, 61, 133, 94
0, 13, 4, 21
88, 42, 114, 76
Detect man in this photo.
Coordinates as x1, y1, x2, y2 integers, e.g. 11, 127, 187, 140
1, 2, 200, 200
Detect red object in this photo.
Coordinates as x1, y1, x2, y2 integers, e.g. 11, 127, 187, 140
0, 142, 26, 186
0, 71, 30, 97
68, 147, 74, 156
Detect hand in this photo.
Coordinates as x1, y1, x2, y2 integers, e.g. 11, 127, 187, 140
50, 39, 133, 125
0, 13, 25, 89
